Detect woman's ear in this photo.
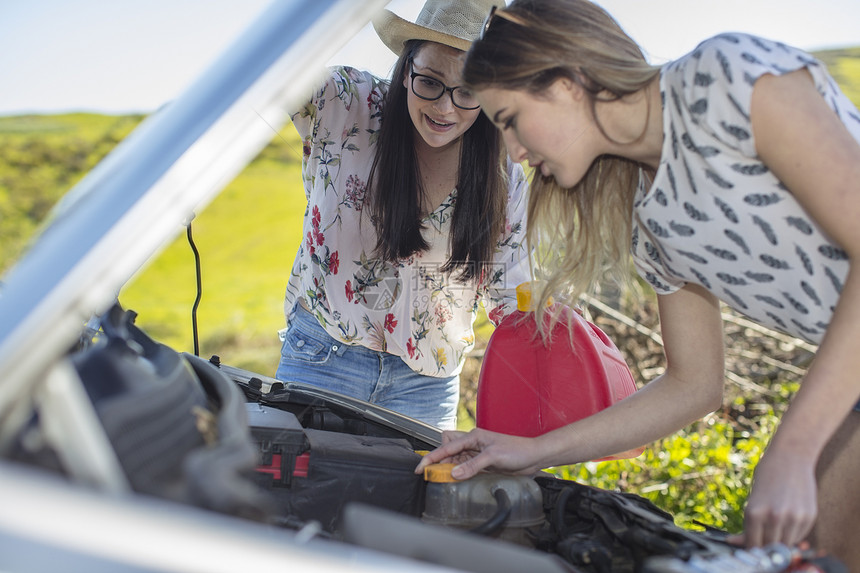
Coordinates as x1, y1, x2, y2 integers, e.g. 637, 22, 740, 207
554, 76, 584, 102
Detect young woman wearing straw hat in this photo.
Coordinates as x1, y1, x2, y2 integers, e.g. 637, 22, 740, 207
274, 0, 531, 430
416, 0, 860, 567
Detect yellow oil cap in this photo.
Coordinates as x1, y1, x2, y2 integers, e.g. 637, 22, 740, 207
515, 282, 552, 312
423, 463, 459, 483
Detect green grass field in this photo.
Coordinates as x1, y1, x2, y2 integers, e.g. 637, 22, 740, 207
119, 130, 308, 376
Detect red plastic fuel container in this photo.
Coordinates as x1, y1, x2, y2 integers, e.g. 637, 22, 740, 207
476, 283, 644, 460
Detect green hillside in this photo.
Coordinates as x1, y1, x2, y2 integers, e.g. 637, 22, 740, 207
813, 46, 860, 105
0, 113, 144, 274
119, 128, 307, 375
0, 112, 306, 375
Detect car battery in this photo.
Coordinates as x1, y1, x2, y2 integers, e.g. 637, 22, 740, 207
245, 403, 425, 533
245, 402, 307, 488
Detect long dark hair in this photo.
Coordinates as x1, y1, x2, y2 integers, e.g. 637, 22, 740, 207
367, 39, 506, 282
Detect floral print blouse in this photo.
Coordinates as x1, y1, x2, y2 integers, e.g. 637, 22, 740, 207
283, 66, 531, 377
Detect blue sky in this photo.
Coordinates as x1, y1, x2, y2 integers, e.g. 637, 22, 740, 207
1, 0, 858, 116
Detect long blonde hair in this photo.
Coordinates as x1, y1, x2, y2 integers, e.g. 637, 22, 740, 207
464, 0, 660, 327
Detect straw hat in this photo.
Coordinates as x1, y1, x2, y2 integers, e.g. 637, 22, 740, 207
373, 0, 500, 55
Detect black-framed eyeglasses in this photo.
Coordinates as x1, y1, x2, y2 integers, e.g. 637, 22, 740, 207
408, 60, 480, 111
480, 5, 527, 40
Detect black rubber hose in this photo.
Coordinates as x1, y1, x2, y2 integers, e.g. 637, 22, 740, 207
470, 488, 512, 536
552, 485, 575, 535
186, 222, 202, 357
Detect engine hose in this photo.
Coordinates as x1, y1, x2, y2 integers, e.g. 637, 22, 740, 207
470, 488, 512, 536
552, 486, 575, 535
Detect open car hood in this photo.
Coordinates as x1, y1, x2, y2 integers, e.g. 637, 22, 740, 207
0, 0, 388, 410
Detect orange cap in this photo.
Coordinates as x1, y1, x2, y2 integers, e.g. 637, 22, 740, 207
423, 463, 459, 483
515, 282, 553, 312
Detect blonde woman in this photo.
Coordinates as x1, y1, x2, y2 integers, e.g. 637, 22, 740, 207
417, 0, 860, 567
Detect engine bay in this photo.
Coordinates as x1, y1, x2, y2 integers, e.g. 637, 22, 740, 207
4, 305, 843, 573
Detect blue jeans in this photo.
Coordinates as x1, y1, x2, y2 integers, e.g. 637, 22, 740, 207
275, 304, 459, 430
